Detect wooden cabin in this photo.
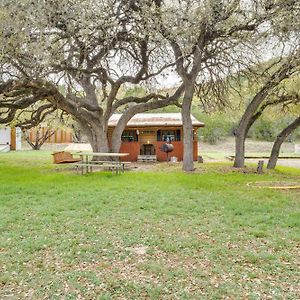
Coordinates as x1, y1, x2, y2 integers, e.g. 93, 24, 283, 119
108, 113, 204, 162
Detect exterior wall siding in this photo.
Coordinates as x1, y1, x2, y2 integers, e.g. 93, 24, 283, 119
119, 142, 140, 162
156, 141, 183, 161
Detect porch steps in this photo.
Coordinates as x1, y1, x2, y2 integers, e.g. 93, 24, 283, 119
137, 155, 157, 162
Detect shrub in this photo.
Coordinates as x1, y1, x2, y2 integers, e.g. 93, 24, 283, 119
194, 112, 236, 144
249, 116, 300, 142
249, 118, 276, 141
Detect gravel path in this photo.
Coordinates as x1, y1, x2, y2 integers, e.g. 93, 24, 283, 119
201, 137, 296, 154
246, 158, 300, 169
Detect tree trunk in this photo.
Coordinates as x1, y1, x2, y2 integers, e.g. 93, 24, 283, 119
79, 121, 110, 154
267, 116, 300, 169
182, 84, 195, 172
33, 144, 41, 150
90, 128, 109, 153
111, 122, 126, 154
233, 64, 294, 168
233, 92, 267, 168
233, 127, 247, 168
234, 102, 274, 168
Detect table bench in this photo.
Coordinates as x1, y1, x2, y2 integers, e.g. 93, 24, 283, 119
73, 152, 130, 175
73, 161, 131, 175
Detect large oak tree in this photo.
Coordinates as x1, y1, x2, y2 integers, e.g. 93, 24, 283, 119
0, 0, 183, 153
233, 51, 300, 168
1, 0, 299, 169
149, 0, 298, 171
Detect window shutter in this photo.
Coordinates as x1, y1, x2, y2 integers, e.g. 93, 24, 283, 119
157, 130, 161, 141
176, 130, 181, 141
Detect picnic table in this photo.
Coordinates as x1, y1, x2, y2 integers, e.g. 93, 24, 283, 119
74, 152, 130, 175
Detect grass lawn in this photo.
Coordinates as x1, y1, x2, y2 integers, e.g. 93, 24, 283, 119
0, 152, 299, 299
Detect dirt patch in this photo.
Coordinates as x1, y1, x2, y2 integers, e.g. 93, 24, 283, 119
129, 162, 263, 174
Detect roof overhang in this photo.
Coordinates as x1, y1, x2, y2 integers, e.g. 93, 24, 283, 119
108, 113, 205, 128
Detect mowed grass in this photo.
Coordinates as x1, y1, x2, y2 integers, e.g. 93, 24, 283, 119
0, 152, 299, 299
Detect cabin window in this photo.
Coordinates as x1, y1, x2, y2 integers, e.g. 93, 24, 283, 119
157, 130, 181, 142
121, 130, 138, 142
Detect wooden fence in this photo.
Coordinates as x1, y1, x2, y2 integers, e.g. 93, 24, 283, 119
28, 128, 73, 143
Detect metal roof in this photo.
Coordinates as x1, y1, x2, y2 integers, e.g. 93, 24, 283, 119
108, 113, 204, 127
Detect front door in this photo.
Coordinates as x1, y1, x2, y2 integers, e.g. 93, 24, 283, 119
142, 144, 155, 155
